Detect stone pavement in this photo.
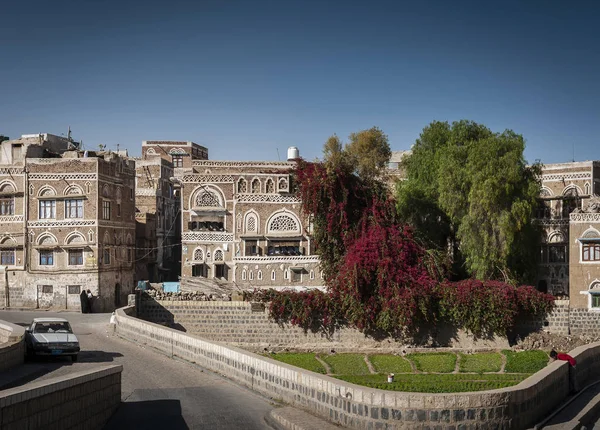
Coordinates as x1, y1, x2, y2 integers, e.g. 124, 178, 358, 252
535, 381, 600, 429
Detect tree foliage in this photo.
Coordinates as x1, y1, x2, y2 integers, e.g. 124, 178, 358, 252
396, 120, 542, 283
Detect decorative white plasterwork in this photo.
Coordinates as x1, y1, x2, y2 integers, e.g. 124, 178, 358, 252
192, 160, 294, 168
63, 184, 84, 195
181, 175, 234, 183
37, 233, 58, 245
182, 232, 234, 242
38, 186, 56, 197
0, 215, 24, 223
236, 194, 301, 203
0, 181, 16, 192
571, 213, 600, 223
189, 185, 225, 209
548, 231, 566, 243
193, 247, 204, 262
29, 173, 97, 180
0, 168, 24, 175
28, 220, 96, 228
536, 219, 569, 226
542, 172, 592, 182
136, 188, 158, 196
266, 209, 301, 234
233, 256, 320, 263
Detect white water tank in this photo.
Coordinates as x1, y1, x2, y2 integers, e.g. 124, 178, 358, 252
287, 146, 300, 161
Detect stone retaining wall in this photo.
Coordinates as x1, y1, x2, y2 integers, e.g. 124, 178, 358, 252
0, 320, 25, 373
137, 298, 510, 350
0, 365, 122, 430
116, 306, 594, 429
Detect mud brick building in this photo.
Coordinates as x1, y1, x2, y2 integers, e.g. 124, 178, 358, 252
0, 133, 136, 312
176, 147, 322, 290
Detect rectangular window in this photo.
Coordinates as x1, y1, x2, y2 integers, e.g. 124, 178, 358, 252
41, 285, 53, 294
245, 240, 258, 256
104, 249, 111, 265
172, 155, 184, 168
549, 245, 567, 263
68, 285, 81, 295
68, 249, 84, 266
291, 270, 301, 282
0, 197, 14, 215
0, 249, 15, 265
583, 243, 600, 261
39, 250, 54, 265
592, 294, 600, 308
103, 200, 111, 220
65, 199, 83, 219
117, 203, 121, 217
39, 200, 56, 219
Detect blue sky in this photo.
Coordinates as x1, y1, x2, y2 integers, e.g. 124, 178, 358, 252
1, 0, 598, 164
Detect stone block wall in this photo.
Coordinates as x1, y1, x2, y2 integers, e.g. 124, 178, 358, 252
137, 298, 509, 351
0, 365, 122, 430
116, 306, 585, 430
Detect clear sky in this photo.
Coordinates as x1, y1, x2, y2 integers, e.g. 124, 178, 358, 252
1, 0, 598, 164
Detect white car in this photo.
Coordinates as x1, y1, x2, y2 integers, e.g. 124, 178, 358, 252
25, 317, 80, 361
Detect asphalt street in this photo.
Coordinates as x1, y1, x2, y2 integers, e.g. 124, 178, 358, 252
0, 310, 276, 430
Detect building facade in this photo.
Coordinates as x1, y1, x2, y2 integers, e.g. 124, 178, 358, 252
178, 156, 322, 290
0, 134, 136, 312
537, 161, 600, 308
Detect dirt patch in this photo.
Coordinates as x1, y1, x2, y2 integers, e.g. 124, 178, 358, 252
513, 331, 600, 353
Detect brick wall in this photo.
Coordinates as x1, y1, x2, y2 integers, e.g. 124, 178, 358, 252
0, 365, 122, 430
137, 298, 510, 350
116, 307, 594, 430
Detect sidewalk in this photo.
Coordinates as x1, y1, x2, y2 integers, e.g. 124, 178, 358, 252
535, 381, 600, 429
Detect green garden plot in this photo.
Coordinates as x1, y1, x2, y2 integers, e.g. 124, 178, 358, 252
459, 352, 503, 373
336, 373, 528, 393
502, 350, 549, 373
322, 354, 370, 375
407, 352, 457, 373
269, 353, 326, 374
369, 354, 413, 374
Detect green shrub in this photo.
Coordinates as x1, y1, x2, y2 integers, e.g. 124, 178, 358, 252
336, 373, 527, 393
459, 352, 502, 373
369, 355, 413, 374
269, 353, 326, 374
322, 354, 370, 375
503, 350, 548, 373
407, 352, 456, 373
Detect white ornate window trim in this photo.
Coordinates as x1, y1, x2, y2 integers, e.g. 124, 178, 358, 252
63, 184, 84, 196
251, 177, 261, 194
244, 211, 259, 234
271, 270, 276, 280
266, 210, 301, 234
242, 269, 247, 281
0, 181, 16, 193
257, 270, 263, 280
37, 233, 58, 246
583, 280, 600, 311
65, 232, 86, 245
214, 249, 224, 262
265, 178, 275, 194
190, 185, 225, 209
548, 231, 566, 243
237, 178, 247, 193
562, 185, 583, 196
193, 247, 204, 262
38, 186, 57, 197
169, 147, 187, 155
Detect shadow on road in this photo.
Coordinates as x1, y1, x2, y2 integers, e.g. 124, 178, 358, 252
77, 350, 123, 363
103, 399, 189, 430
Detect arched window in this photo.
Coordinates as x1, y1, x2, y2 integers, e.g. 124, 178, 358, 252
249, 271, 254, 281
310, 270, 314, 280
251, 178, 260, 193
0, 183, 15, 215
268, 214, 300, 233
196, 191, 220, 207
194, 248, 204, 261
242, 270, 247, 281
284, 269, 289, 280
245, 212, 258, 233
562, 187, 581, 218
265, 178, 274, 194
214, 249, 224, 261
237, 178, 247, 193
257, 270, 263, 280
271, 270, 276, 281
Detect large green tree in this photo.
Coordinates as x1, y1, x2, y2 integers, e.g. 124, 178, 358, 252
396, 120, 541, 283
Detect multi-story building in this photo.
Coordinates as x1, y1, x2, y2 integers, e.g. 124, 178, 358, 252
0, 133, 136, 312
536, 161, 600, 306
177, 147, 322, 290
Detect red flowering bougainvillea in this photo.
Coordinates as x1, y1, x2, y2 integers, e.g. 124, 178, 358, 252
255, 158, 555, 338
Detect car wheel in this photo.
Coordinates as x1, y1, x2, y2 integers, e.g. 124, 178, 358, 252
71, 354, 78, 362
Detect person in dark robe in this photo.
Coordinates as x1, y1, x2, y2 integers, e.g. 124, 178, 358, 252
87, 290, 94, 313
80, 290, 90, 313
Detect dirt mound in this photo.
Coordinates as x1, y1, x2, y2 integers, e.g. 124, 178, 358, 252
514, 331, 600, 353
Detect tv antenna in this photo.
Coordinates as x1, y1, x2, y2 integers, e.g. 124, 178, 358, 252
276, 148, 280, 161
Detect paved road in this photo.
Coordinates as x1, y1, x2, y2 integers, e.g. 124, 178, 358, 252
0, 310, 276, 430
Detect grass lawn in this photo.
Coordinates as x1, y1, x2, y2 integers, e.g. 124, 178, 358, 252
369, 354, 413, 374
407, 352, 457, 373
269, 353, 326, 374
503, 350, 549, 373
459, 352, 503, 373
322, 354, 370, 375
336, 373, 528, 393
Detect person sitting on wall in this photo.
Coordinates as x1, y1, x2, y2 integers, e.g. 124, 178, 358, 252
550, 349, 578, 393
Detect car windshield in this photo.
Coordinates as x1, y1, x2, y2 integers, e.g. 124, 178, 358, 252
33, 322, 73, 334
